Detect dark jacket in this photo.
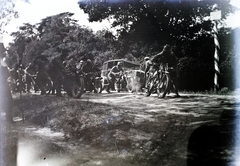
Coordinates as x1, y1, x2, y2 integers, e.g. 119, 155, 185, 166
0, 65, 12, 112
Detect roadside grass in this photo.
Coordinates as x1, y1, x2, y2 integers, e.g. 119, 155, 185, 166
180, 87, 232, 96
11, 92, 231, 165
11, 93, 188, 165
12, 94, 134, 144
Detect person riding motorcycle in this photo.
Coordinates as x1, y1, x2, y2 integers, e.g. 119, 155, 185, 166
144, 44, 180, 97
106, 61, 125, 93
81, 59, 97, 92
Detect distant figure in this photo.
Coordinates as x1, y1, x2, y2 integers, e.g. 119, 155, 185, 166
107, 61, 124, 93
76, 60, 84, 71
0, 45, 13, 123
81, 59, 96, 92
49, 56, 65, 96
24, 63, 33, 93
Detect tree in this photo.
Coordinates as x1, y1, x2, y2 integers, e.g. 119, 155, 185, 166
78, 0, 237, 91
78, 0, 235, 44
9, 23, 37, 65
7, 12, 120, 69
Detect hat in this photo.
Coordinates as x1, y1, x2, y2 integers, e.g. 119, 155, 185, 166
144, 57, 150, 61
117, 62, 122, 66
80, 60, 83, 63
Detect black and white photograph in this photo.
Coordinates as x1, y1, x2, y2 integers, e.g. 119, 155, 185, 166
1, 0, 240, 165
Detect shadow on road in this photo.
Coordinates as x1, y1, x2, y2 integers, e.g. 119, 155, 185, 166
187, 108, 238, 166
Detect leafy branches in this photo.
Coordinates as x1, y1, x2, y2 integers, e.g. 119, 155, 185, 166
78, 0, 235, 44
7, 12, 119, 68
0, 0, 18, 36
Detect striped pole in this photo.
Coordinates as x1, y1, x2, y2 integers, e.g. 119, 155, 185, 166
212, 21, 220, 91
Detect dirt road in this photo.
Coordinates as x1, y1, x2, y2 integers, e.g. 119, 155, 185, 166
12, 92, 240, 166
80, 92, 239, 165
81, 92, 235, 117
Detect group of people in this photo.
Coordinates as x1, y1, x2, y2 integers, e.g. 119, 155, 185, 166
0, 43, 180, 124
75, 59, 100, 93
95, 44, 180, 96
4, 57, 100, 96
3, 44, 180, 96
7, 63, 34, 93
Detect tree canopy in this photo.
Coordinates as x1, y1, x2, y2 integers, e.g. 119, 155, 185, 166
6, 2, 239, 91
7, 12, 119, 68
77, 0, 237, 91
78, 0, 235, 44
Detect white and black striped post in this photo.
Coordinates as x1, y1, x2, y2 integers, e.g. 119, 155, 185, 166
210, 6, 221, 91
212, 21, 220, 91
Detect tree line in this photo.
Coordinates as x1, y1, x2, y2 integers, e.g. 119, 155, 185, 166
4, 0, 239, 91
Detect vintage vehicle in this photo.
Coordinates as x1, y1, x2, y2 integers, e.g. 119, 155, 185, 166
125, 69, 145, 92
100, 59, 142, 92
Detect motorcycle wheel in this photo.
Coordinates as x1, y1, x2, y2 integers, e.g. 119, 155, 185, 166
115, 82, 121, 92
94, 78, 103, 93
71, 83, 82, 98
145, 79, 154, 96
157, 74, 169, 98
70, 77, 84, 98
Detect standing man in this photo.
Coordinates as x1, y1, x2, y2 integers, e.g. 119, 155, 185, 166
50, 56, 65, 97
144, 44, 180, 97
107, 61, 124, 93
76, 60, 84, 71
24, 63, 33, 93
0, 43, 13, 123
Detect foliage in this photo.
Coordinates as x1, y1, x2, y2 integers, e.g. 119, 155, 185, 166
7, 12, 120, 69
78, 0, 235, 44
218, 28, 238, 90
78, 0, 236, 91
0, 0, 18, 36
6, 2, 238, 91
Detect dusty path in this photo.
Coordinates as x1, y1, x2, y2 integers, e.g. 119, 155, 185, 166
81, 92, 236, 117
13, 92, 240, 166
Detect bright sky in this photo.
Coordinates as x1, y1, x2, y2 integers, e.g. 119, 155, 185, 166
2, 0, 112, 45
2, 0, 240, 46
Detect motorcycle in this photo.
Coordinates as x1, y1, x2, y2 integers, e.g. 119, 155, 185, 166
114, 72, 127, 92
61, 70, 84, 98
97, 71, 127, 93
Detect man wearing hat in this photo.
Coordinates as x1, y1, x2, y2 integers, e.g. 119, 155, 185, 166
76, 60, 84, 71
106, 61, 124, 93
